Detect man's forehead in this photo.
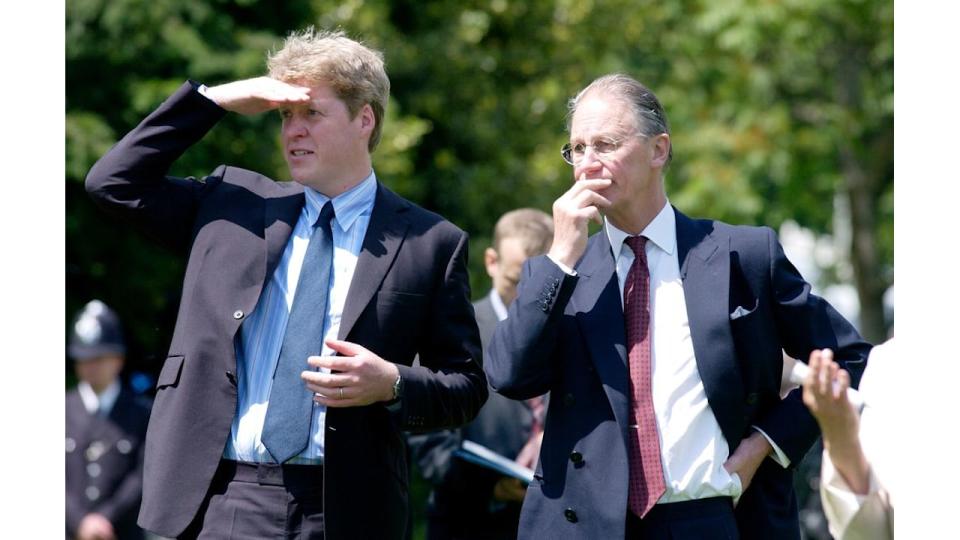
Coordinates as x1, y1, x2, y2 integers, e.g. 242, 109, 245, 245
571, 95, 635, 136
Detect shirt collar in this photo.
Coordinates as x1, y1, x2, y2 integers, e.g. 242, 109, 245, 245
302, 169, 378, 232
604, 200, 677, 257
488, 288, 509, 322
77, 379, 121, 416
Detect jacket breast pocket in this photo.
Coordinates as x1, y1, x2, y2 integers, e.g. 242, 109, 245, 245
376, 289, 427, 308
370, 291, 428, 360
156, 355, 184, 390
729, 298, 759, 321
375, 290, 428, 329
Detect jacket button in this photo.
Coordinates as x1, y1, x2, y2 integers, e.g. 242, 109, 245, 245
564, 508, 578, 523
746, 392, 758, 405
233, 310, 244, 320
569, 451, 583, 465
116, 439, 133, 454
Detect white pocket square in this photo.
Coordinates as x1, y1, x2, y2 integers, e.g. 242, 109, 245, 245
729, 305, 754, 320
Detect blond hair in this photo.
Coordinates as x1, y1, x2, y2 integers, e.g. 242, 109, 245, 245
492, 208, 554, 257
268, 27, 390, 152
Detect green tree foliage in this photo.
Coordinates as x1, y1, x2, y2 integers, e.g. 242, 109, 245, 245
67, 0, 892, 364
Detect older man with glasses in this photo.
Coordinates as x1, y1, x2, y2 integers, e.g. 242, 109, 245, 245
485, 73, 872, 540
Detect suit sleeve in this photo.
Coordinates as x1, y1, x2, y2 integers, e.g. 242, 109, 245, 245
84, 80, 227, 253
754, 228, 872, 463
393, 231, 488, 431
485, 255, 578, 400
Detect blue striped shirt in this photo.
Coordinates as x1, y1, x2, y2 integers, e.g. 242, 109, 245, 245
224, 170, 377, 463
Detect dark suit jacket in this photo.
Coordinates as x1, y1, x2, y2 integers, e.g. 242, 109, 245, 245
85, 82, 487, 539
485, 211, 871, 540
66, 385, 151, 540
410, 294, 534, 539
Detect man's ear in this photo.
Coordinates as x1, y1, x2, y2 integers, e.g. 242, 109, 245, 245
484, 247, 499, 280
359, 103, 375, 133
650, 133, 671, 168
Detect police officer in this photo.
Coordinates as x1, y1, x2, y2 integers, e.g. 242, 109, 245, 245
66, 300, 151, 540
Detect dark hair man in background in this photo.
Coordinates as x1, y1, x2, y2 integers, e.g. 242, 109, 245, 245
411, 208, 553, 540
485, 73, 872, 539
66, 300, 151, 540
84, 28, 485, 539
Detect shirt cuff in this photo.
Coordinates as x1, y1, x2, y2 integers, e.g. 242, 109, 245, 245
750, 425, 791, 468
547, 255, 577, 276
820, 448, 886, 539
196, 83, 213, 101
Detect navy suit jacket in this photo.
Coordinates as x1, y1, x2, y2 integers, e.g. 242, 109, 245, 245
85, 82, 487, 539
485, 210, 871, 539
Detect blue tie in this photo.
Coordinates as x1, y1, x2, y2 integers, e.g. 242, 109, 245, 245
261, 201, 336, 463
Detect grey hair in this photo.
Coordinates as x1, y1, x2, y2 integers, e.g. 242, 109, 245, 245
567, 73, 672, 164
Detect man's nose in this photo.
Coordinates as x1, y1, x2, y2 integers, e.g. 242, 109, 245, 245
577, 148, 603, 175
283, 117, 308, 138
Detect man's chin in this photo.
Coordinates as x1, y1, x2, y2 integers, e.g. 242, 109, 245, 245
287, 169, 315, 186
289, 174, 332, 194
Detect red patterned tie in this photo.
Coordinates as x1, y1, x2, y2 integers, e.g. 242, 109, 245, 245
624, 236, 666, 517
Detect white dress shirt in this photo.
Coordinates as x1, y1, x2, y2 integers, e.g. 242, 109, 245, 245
601, 203, 743, 502
488, 288, 509, 322
549, 201, 789, 503
77, 380, 121, 416
225, 171, 376, 464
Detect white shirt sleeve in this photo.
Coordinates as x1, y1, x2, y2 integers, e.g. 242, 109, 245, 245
547, 254, 577, 276
196, 83, 212, 100
750, 425, 791, 468
820, 449, 893, 540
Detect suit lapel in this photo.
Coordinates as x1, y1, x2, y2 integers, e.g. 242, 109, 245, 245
571, 233, 631, 436
676, 209, 745, 446
338, 183, 410, 340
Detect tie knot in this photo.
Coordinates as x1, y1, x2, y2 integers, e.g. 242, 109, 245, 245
314, 201, 335, 228
625, 235, 647, 259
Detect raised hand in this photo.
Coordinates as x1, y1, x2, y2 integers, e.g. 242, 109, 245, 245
203, 76, 311, 115
547, 175, 612, 268
801, 348, 870, 494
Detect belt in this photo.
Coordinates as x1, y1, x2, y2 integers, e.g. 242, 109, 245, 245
217, 459, 324, 488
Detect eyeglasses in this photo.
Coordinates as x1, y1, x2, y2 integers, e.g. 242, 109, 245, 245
560, 133, 647, 165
